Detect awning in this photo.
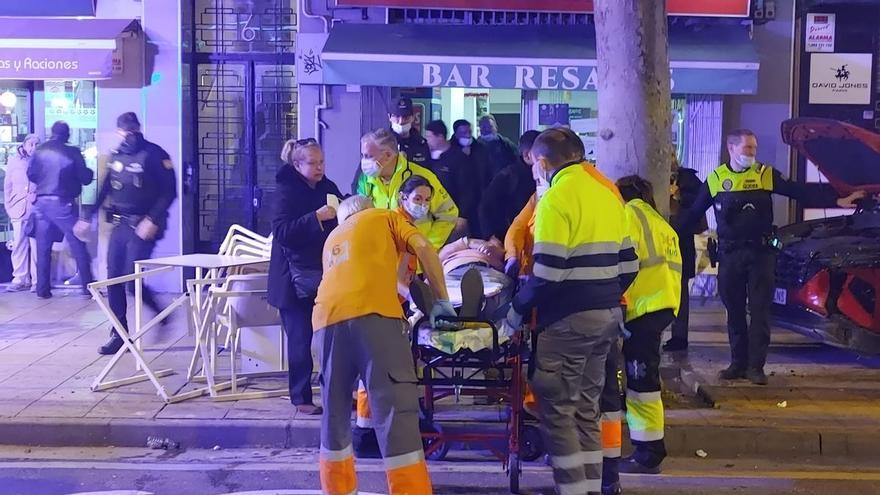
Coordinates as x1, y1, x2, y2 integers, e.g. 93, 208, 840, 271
319, 23, 759, 95
0, 18, 140, 80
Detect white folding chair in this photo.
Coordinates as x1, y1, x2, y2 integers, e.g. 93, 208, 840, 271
187, 225, 273, 378
189, 274, 288, 401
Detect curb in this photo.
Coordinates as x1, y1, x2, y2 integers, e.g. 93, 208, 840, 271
0, 415, 876, 460
663, 360, 879, 460
0, 418, 319, 450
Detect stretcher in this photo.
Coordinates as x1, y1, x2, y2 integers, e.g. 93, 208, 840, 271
408, 268, 543, 494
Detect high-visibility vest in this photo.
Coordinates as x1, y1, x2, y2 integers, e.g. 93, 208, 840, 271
706, 162, 775, 241
623, 199, 682, 322
516, 163, 637, 326
356, 153, 458, 248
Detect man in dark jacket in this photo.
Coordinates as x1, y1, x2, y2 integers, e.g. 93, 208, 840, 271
27, 121, 94, 299
477, 114, 519, 187
451, 118, 490, 237
268, 138, 342, 415
479, 130, 540, 242
89, 112, 177, 355
664, 167, 705, 352
424, 119, 475, 234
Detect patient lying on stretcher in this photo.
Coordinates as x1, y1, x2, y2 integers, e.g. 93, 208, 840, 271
400, 236, 512, 320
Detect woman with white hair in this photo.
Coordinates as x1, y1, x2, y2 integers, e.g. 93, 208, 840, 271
3, 134, 39, 292
267, 137, 343, 416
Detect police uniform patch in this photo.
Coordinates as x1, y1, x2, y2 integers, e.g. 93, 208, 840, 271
163, 159, 174, 170
722, 179, 733, 191
111, 161, 124, 172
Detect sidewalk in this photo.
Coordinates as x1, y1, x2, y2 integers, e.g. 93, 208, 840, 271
0, 290, 878, 460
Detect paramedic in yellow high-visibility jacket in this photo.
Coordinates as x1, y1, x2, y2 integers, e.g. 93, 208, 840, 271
614, 175, 682, 476
357, 128, 459, 249
505, 127, 638, 495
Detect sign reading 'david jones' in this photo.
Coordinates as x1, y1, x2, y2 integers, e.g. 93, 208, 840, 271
0, 48, 113, 80
809, 53, 872, 105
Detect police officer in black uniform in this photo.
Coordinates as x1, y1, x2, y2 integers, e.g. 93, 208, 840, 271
350, 97, 429, 194
678, 129, 864, 385
93, 112, 177, 355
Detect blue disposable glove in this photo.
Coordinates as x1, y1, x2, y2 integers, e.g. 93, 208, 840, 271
430, 299, 457, 328
504, 257, 520, 280
619, 321, 632, 340
506, 306, 524, 329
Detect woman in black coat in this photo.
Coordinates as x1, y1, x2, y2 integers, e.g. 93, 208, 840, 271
267, 138, 342, 415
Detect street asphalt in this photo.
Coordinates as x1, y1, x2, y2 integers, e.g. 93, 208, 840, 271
2, 446, 880, 495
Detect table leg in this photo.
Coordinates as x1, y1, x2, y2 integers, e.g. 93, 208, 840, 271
135, 262, 144, 372
186, 267, 206, 380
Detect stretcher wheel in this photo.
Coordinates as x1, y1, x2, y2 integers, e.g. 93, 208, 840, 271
421, 422, 449, 461
520, 425, 544, 462
508, 452, 521, 494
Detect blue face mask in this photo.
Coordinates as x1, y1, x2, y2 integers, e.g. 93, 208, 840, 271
404, 201, 430, 220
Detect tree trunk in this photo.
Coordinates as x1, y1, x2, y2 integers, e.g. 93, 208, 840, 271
594, 0, 674, 217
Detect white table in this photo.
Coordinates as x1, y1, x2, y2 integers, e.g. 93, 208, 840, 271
89, 253, 270, 403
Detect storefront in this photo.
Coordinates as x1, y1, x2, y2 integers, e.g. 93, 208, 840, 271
295, 0, 761, 192
793, 0, 880, 221
0, 18, 141, 284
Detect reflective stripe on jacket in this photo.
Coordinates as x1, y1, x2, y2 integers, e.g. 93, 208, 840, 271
623, 199, 683, 322
357, 153, 458, 248
513, 163, 638, 327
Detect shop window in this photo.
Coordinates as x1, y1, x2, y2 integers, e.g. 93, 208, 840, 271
0, 86, 32, 168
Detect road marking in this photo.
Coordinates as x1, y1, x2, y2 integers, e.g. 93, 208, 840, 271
67, 492, 154, 495
8, 461, 880, 483
222, 491, 384, 495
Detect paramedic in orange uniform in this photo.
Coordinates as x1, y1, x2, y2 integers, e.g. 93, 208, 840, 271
312, 195, 455, 495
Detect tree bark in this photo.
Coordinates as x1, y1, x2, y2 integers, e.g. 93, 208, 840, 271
594, 0, 674, 217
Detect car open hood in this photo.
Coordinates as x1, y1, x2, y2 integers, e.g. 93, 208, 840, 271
781, 118, 880, 194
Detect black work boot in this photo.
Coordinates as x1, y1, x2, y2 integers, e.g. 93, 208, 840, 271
98, 332, 125, 355
602, 481, 622, 495
746, 368, 769, 386
619, 455, 661, 475
717, 365, 746, 380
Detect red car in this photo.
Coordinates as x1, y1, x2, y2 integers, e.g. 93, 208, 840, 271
773, 118, 880, 354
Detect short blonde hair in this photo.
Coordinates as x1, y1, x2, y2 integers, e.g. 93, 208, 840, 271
337, 195, 374, 223
280, 138, 320, 165
360, 128, 398, 154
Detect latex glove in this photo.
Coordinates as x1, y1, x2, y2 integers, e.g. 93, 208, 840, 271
504, 257, 519, 280
135, 217, 159, 241
73, 220, 91, 242
430, 299, 457, 328
506, 306, 524, 329
619, 321, 632, 340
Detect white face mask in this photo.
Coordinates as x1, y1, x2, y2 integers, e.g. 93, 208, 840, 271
361, 157, 381, 178
733, 154, 756, 171
458, 137, 473, 147
404, 201, 429, 220
430, 149, 443, 160
391, 122, 412, 135
536, 183, 550, 200
480, 133, 498, 142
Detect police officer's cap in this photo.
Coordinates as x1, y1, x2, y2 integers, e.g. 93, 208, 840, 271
390, 98, 414, 118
